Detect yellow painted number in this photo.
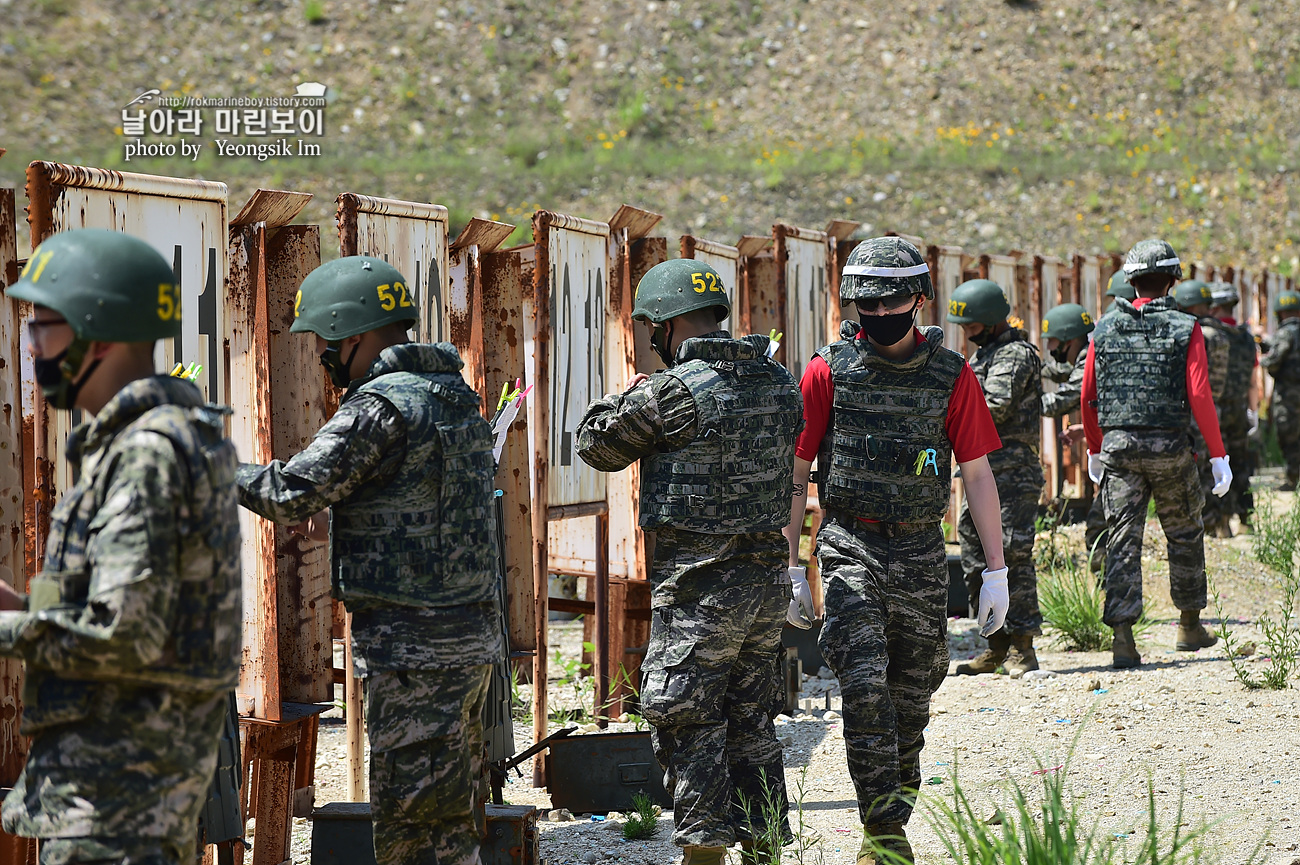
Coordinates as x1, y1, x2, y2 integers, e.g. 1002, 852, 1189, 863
949, 300, 967, 316
1081, 311, 1093, 325
157, 283, 180, 321
1041, 318, 1050, 333
377, 282, 414, 312
22, 249, 54, 283
395, 280, 413, 307
294, 289, 303, 317
691, 273, 707, 294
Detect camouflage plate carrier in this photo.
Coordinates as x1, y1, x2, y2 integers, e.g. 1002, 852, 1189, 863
1092, 296, 1194, 430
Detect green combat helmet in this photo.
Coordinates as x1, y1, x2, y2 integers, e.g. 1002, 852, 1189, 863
1272, 290, 1300, 316
1106, 269, 1137, 300
291, 255, 417, 339
946, 278, 1011, 325
1041, 303, 1095, 342
1122, 238, 1183, 281
839, 236, 933, 301
1211, 282, 1240, 308
1173, 279, 1214, 311
631, 258, 730, 324
8, 228, 181, 408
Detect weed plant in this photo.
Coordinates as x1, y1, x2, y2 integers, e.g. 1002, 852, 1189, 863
621, 791, 659, 842
737, 768, 823, 865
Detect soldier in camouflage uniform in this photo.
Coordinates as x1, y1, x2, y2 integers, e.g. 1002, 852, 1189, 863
1039, 304, 1107, 571
946, 279, 1044, 676
575, 260, 804, 865
0, 229, 242, 865
785, 238, 1007, 865
1174, 280, 1232, 536
1082, 240, 1230, 668
237, 256, 501, 865
1104, 268, 1137, 315
1210, 283, 1258, 517
1261, 291, 1300, 490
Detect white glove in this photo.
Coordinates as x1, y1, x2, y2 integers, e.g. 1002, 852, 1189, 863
1210, 455, 1232, 498
490, 387, 529, 465
1247, 409, 1259, 437
1088, 452, 1104, 486
977, 567, 1009, 637
787, 566, 815, 629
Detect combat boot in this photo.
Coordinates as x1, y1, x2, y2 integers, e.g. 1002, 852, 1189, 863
1004, 635, 1039, 676
681, 845, 728, 865
1111, 624, 1141, 669
857, 822, 914, 865
955, 632, 1010, 675
1176, 609, 1219, 651
737, 840, 775, 865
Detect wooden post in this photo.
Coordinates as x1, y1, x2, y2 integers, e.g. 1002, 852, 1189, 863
345, 611, 365, 802
594, 512, 609, 727
529, 212, 552, 786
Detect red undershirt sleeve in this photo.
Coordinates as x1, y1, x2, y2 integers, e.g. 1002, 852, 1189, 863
1186, 324, 1226, 459
945, 364, 1002, 462
1082, 346, 1102, 454
795, 355, 833, 462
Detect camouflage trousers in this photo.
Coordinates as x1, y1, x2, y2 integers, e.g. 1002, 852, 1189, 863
640, 530, 791, 848
365, 666, 491, 865
1273, 395, 1300, 484
1084, 495, 1108, 574
37, 837, 188, 865
1191, 430, 1227, 533
815, 514, 947, 827
1099, 429, 1206, 626
1220, 417, 1254, 519
958, 462, 1043, 635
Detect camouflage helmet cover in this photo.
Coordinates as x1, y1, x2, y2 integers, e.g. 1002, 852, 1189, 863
839, 236, 934, 301
1106, 268, 1137, 300
291, 255, 418, 340
1210, 281, 1240, 308
7, 228, 181, 342
1123, 238, 1183, 281
946, 279, 1011, 325
1172, 279, 1214, 310
631, 258, 730, 324
1272, 290, 1300, 315
1041, 302, 1095, 342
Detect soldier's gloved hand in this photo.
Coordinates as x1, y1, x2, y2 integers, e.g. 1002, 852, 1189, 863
977, 567, 1009, 637
1210, 455, 1233, 498
787, 566, 816, 629
1247, 409, 1259, 436
1088, 452, 1104, 485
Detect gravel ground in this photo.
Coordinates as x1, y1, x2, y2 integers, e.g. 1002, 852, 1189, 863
289, 483, 1300, 865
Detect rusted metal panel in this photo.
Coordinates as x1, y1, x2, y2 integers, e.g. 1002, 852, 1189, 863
1077, 255, 1103, 325
481, 246, 536, 654
986, 254, 1019, 318
932, 246, 968, 353
336, 192, 449, 344
526, 212, 553, 781
742, 245, 780, 361
825, 225, 860, 345
448, 245, 487, 402
680, 235, 740, 320
773, 224, 829, 383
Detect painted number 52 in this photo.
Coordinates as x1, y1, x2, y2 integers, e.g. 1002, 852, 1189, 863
157, 283, 182, 321
377, 281, 414, 311
691, 271, 722, 294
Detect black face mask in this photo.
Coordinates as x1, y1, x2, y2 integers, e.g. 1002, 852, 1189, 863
969, 327, 994, 347
320, 342, 360, 388
650, 322, 675, 367
858, 299, 918, 348
1051, 344, 1071, 364
35, 339, 98, 410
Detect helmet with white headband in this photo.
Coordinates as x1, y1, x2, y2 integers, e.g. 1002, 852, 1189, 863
839, 236, 934, 301
1122, 238, 1183, 281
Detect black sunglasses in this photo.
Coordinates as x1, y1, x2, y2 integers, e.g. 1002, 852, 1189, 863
854, 294, 917, 314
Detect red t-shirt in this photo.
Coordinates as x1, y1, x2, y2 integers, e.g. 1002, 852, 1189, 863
794, 327, 1002, 463
1082, 298, 1225, 458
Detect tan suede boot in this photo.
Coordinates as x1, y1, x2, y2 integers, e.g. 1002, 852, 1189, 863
681, 846, 728, 865
1112, 623, 1141, 669
737, 839, 776, 865
955, 632, 1011, 675
1004, 635, 1039, 676
1176, 609, 1219, 651
857, 822, 914, 865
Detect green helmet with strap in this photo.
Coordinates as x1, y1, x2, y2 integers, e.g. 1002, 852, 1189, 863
291, 256, 418, 340
946, 278, 1010, 325
1123, 238, 1183, 281
1106, 269, 1136, 300
8, 228, 181, 342
1041, 303, 1095, 342
1173, 279, 1214, 310
839, 236, 933, 301
1210, 282, 1240, 308
1272, 290, 1300, 315
631, 259, 730, 324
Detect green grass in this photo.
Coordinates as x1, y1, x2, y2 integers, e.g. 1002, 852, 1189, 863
1039, 556, 1151, 652
620, 791, 659, 841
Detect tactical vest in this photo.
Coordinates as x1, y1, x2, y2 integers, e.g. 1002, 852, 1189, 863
969, 328, 1042, 453
25, 382, 242, 733
332, 344, 498, 610
1092, 297, 1193, 430
1269, 320, 1300, 386
640, 335, 802, 532
1222, 324, 1256, 410
815, 326, 965, 522
1197, 316, 1231, 405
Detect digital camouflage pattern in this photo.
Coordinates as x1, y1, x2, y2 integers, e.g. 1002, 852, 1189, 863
367, 666, 490, 865
638, 532, 790, 847
1219, 323, 1257, 516
838, 236, 934, 301
237, 342, 501, 865
1099, 429, 1206, 626
0, 376, 241, 859
815, 516, 948, 827
814, 327, 966, 522
1261, 319, 1300, 484
1041, 344, 1088, 418
640, 336, 802, 533
1092, 297, 1194, 430
961, 327, 1043, 635
1122, 238, 1182, 281
1190, 317, 1232, 532
576, 331, 798, 849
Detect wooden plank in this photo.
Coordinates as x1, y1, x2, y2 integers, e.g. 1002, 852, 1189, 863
230, 189, 311, 228
450, 217, 515, 253
529, 212, 553, 782
448, 244, 487, 402
608, 204, 663, 242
